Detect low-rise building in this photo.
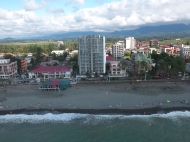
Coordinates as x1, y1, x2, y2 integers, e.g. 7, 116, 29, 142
69, 50, 78, 56
161, 44, 180, 56
28, 66, 72, 80
0, 59, 18, 79
51, 50, 65, 56
109, 61, 126, 77
131, 53, 152, 74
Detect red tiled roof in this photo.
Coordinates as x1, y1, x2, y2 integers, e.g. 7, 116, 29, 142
30, 66, 72, 73
106, 56, 114, 61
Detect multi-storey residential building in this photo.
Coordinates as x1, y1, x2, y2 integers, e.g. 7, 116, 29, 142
180, 44, 190, 58
124, 37, 136, 50
21, 59, 27, 72
112, 42, 124, 60
150, 39, 159, 47
0, 59, 17, 79
78, 35, 106, 75
109, 61, 126, 77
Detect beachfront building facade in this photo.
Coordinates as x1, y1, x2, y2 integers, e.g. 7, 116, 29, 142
109, 61, 127, 77
78, 35, 106, 75
28, 66, 72, 80
112, 42, 124, 60
0, 59, 18, 79
131, 53, 153, 74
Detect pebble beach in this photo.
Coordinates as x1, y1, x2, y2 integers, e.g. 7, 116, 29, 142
1, 81, 190, 115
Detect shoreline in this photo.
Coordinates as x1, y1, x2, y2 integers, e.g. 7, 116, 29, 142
0, 107, 190, 115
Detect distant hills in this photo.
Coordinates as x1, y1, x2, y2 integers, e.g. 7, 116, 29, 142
37, 23, 190, 39
1, 23, 190, 41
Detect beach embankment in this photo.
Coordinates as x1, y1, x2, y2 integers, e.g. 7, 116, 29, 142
0, 80, 190, 115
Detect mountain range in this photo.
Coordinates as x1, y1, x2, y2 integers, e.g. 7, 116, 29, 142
1, 23, 190, 41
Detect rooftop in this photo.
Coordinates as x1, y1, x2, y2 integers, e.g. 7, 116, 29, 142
30, 66, 72, 73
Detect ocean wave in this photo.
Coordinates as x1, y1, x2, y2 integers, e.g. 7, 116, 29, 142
0, 111, 190, 124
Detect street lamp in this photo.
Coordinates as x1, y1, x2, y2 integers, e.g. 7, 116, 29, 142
145, 70, 148, 81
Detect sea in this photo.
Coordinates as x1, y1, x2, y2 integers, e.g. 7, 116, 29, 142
0, 111, 190, 142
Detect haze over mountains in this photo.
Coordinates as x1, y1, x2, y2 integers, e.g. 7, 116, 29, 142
1, 23, 190, 41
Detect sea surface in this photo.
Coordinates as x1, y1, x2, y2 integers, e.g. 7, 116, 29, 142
0, 111, 190, 142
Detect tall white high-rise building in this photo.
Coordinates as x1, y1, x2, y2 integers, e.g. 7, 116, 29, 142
124, 37, 136, 50
78, 35, 106, 75
112, 42, 124, 60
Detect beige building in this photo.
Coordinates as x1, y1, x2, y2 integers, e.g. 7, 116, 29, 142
0, 59, 18, 79
109, 61, 126, 77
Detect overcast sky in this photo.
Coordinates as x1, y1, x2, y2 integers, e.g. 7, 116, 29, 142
0, 0, 190, 39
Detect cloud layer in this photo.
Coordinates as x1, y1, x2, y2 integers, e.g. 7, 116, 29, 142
1, 0, 190, 38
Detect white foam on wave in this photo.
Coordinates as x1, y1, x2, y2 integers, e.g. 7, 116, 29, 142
0, 113, 89, 124
0, 111, 190, 124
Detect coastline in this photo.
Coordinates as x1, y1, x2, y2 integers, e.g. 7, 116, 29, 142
1, 80, 190, 115
1, 107, 190, 115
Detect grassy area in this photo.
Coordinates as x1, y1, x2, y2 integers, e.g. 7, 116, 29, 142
159, 38, 190, 45
0, 41, 57, 46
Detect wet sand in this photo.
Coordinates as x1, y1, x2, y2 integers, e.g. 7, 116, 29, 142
0, 81, 190, 115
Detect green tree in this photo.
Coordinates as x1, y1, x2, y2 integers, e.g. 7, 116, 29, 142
35, 47, 42, 64
140, 61, 148, 72
30, 58, 35, 66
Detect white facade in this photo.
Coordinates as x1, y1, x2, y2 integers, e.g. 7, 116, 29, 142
28, 66, 72, 80
112, 42, 124, 60
51, 50, 65, 56
25, 57, 31, 64
57, 41, 64, 47
124, 37, 136, 50
180, 44, 190, 58
29, 71, 71, 79
69, 50, 78, 56
78, 35, 106, 75
0, 59, 18, 79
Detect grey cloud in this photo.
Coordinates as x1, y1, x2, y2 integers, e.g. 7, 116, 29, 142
1, 0, 190, 38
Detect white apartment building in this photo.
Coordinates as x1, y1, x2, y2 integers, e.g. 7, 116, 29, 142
0, 59, 18, 79
112, 42, 124, 60
78, 35, 106, 75
124, 37, 136, 50
180, 44, 190, 58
